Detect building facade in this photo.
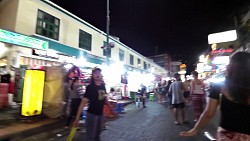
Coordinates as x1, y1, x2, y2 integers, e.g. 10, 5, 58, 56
0, 0, 167, 100
148, 54, 171, 77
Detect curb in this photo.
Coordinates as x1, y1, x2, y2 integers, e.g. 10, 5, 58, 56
0, 118, 65, 141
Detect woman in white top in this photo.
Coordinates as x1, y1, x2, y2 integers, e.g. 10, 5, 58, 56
190, 71, 206, 121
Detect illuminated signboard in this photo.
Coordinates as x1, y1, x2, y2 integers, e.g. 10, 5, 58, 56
204, 65, 213, 72
211, 49, 233, 54
32, 49, 59, 59
208, 30, 237, 44
197, 63, 204, 73
0, 29, 48, 50
22, 70, 45, 116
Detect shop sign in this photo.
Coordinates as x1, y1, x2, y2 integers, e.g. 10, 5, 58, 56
0, 29, 48, 50
211, 49, 233, 54
32, 49, 59, 59
58, 54, 76, 63
208, 30, 237, 44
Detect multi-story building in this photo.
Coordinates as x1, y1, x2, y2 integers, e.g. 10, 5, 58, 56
0, 0, 167, 98
148, 54, 171, 77
170, 55, 182, 78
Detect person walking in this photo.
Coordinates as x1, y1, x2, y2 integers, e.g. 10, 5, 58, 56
183, 76, 191, 103
180, 52, 250, 141
140, 84, 147, 108
161, 80, 168, 103
169, 73, 186, 125
190, 71, 206, 122
65, 77, 83, 129
156, 81, 163, 103
73, 67, 110, 141
166, 80, 173, 108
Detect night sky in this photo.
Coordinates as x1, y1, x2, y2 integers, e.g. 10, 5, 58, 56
51, 0, 249, 73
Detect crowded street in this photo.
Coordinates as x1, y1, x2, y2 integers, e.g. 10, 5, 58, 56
19, 100, 218, 141
1, 0, 250, 141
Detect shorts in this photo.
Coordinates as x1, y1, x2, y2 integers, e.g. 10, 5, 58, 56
172, 102, 185, 109
183, 91, 190, 98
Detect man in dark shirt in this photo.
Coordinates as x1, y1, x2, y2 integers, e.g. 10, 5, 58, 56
74, 67, 110, 141
140, 84, 147, 108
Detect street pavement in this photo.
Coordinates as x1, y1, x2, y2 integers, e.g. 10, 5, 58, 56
48, 100, 219, 141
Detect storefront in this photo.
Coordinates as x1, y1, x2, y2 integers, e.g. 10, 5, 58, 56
0, 29, 54, 110
124, 65, 156, 98
1, 28, 83, 108
0, 28, 58, 73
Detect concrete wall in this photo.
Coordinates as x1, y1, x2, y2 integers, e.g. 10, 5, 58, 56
0, 0, 19, 31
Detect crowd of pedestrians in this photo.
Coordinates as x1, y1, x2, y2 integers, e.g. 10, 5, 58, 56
180, 52, 250, 141
62, 52, 250, 141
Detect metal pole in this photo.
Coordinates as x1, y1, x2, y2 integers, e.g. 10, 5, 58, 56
106, 0, 110, 65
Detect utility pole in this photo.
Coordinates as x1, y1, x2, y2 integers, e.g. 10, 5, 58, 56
106, 0, 110, 65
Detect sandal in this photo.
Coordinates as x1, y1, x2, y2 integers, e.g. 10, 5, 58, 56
174, 121, 180, 125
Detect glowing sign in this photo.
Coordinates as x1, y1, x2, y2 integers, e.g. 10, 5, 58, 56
208, 30, 237, 44
211, 49, 233, 54
197, 63, 204, 73
21, 70, 45, 116
204, 65, 213, 72
212, 56, 230, 65
0, 29, 48, 50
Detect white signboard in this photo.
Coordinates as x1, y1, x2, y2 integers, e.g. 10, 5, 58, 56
208, 30, 237, 44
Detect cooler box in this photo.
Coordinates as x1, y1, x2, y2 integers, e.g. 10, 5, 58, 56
0, 83, 9, 108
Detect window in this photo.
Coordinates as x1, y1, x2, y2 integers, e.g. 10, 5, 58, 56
103, 41, 111, 58
36, 10, 60, 40
119, 49, 124, 61
79, 30, 92, 51
148, 64, 151, 70
130, 54, 134, 65
137, 58, 141, 67
144, 61, 147, 70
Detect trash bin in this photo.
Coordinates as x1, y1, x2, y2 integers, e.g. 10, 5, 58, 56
149, 93, 155, 101
130, 91, 136, 99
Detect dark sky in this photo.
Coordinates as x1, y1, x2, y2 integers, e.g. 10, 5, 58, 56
51, 0, 249, 72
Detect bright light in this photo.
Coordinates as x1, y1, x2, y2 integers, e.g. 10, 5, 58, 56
0, 42, 4, 48
199, 55, 205, 63
197, 63, 204, 73
110, 62, 125, 74
46, 49, 58, 58
75, 57, 86, 66
204, 65, 212, 72
208, 77, 225, 83
208, 30, 237, 44
64, 63, 73, 69
0, 42, 9, 58
178, 70, 186, 74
